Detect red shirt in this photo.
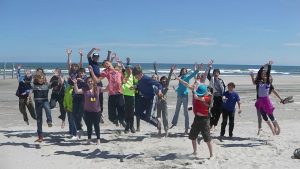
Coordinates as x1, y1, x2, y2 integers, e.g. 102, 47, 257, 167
193, 95, 211, 117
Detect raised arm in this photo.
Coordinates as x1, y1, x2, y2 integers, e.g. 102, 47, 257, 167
153, 62, 158, 76
265, 61, 272, 84
79, 49, 83, 68
106, 50, 112, 61
166, 65, 176, 88
88, 65, 104, 82
66, 49, 72, 72
201, 60, 213, 82
87, 48, 99, 60
72, 79, 83, 94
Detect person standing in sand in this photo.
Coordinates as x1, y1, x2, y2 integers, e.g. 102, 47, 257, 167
32, 73, 52, 142
250, 61, 283, 135
16, 65, 36, 125
170, 65, 201, 134
73, 76, 106, 145
220, 82, 241, 137
207, 67, 226, 130
174, 73, 214, 159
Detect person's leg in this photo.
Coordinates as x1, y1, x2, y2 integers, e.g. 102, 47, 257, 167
124, 96, 130, 132
26, 97, 36, 120
84, 112, 93, 141
99, 92, 104, 123
200, 117, 213, 158
49, 93, 58, 109
43, 101, 52, 126
135, 96, 142, 131
261, 111, 275, 135
19, 98, 29, 123
189, 116, 201, 155
213, 96, 223, 127
73, 97, 82, 131
228, 111, 235, 137
108, 95, 118, 123
192, 140, 197, 155
269, 114, 280, 135
182, 95, 189, 131
92, 112, 101, 142
58, 95, 66, 122
171, 95, 183, 127
220, 109, 229, 136
116, 94, 126, 128
210, 97, 218, 128
35, 101, 43, 139
161, 101, 169, 132
256, 110, 263, 135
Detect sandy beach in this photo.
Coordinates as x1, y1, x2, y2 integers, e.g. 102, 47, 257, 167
0, 75, 300, 169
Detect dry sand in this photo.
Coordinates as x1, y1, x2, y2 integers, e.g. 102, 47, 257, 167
0, 75, 300, 169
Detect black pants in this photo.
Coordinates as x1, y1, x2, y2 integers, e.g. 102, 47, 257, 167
73, 95, 84, 131
210, 96, 223, 127
124, 95, 135, 130
108, 94, 125, 123
50, 92, 66, 121
135, 95, 158, 127
84, 111, 100, 139
220, 109, 235, 137
19, 97, 36, 121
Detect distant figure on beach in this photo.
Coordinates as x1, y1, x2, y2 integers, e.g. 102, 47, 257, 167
250, 61, 283, 135
49, 68, 66, 128
174, 73, 214, 159
73, 76, 106, 145
132, 65, 163, 131
32, 72, 52, 142
16, 65, 36, 125
170, 65, 200, 134
207, 66, 226, 130
220, 82, 241, 137
87, 48, 104, 124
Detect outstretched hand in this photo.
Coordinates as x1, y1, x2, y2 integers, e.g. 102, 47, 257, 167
79, 49, 83, 56
66, 48, 72, 56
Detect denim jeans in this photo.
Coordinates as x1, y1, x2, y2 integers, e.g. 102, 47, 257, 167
171, 94, 189, 130
67, 112, 77, 136
35, 100, 52, 137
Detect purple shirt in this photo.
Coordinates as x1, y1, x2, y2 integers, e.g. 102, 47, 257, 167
258, 82, 271, 97
83, 86, 103, 112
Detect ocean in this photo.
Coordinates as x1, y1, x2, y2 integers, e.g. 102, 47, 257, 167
0, 62, 299, 77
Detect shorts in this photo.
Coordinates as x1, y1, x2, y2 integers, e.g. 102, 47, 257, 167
189, 115, 211, 142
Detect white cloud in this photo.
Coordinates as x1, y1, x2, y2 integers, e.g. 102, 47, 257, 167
284, 42, 300, 47
179, 38, 217, 46
159, 29, 201, 36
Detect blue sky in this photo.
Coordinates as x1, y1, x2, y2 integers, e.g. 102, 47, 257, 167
1, 0, 300, 65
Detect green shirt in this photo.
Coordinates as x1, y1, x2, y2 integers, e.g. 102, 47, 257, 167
63, 85, 73, 112
122, 74, 136, 96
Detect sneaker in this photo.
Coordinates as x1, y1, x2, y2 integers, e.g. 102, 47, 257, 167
124, 129, 129, 134
184, 129, 189, 135
169, 124, 176, 129
35, 136, 43, 143
130, 127, 136, 133
47, 122, 53, 127
70, 136, 78, 140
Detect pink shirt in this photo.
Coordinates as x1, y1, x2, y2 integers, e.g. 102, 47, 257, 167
100, 68, 123, 95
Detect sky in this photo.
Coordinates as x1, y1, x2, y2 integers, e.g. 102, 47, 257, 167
0, 0, 300, 65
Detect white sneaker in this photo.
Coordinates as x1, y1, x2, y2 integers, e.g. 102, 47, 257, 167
70, 136, 78, 140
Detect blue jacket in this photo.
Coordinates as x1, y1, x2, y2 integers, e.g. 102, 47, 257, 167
136, 75, 162, 99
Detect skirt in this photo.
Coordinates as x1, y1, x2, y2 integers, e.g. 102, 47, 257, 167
255, 96, 275, 115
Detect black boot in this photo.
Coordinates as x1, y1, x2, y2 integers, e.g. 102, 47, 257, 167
130, 117, 136, 133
